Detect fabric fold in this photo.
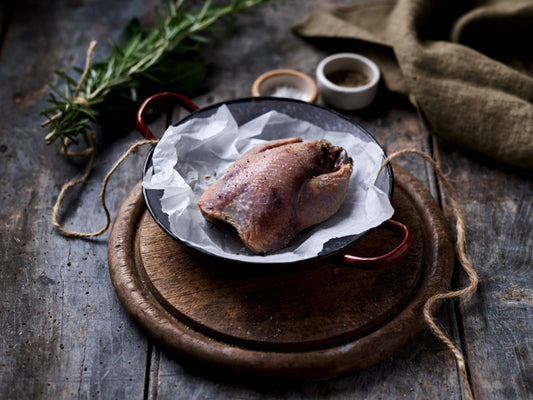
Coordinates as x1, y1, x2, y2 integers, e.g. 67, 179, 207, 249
293, 0, 533, 169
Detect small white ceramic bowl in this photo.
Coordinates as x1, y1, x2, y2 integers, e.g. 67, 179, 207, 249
251, 69, 318, 103
316, 53, 380, 110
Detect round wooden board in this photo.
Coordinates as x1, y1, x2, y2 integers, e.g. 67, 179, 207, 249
108, 165, 453, 382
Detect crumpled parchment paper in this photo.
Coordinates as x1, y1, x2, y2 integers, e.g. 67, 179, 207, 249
143, 104, 393, 263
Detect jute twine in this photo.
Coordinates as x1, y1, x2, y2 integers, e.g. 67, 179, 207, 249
52, 138, 157, 237
377, 149, 478, 400
49, 39, 156, 237
41, 41, 97, 130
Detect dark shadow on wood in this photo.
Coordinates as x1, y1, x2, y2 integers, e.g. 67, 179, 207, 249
0, 3, 15, 61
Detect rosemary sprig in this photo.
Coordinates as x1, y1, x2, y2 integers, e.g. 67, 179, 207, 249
40, 0, 274, 155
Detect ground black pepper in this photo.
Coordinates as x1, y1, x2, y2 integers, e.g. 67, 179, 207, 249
326, 69, 370, 87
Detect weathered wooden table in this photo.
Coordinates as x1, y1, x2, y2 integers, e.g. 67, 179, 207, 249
1, 1, 531, 399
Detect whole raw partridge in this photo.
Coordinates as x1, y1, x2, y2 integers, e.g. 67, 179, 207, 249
198, 137, 353, 254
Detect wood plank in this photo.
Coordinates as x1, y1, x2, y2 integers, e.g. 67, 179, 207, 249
0, 1, 159, 398
434, 139, 533, 400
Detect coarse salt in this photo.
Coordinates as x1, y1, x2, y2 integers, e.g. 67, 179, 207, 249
267, 85, 308, 101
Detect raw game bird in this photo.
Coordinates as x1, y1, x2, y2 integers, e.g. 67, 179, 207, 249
198, 137, 353, 254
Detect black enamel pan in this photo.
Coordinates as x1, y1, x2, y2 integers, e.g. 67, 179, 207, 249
137, 92, 411, 267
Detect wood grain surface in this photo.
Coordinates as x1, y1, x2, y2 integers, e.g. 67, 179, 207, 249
0, 0, 531, 399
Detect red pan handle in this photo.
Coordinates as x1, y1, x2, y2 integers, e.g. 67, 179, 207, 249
343, 219, 412, 269
136, 92, 199, 140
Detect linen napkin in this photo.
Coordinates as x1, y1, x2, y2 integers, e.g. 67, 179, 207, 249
293, 0, 533, 169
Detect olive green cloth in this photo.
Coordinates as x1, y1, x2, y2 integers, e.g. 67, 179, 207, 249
293, 0, 533, 169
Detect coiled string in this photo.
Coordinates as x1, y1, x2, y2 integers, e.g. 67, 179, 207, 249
52, 138, 157, 237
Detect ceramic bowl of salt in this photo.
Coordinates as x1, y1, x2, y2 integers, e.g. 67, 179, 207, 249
251, 69, 318, 103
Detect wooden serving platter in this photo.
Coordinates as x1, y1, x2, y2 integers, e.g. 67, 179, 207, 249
108, 165, 453, 382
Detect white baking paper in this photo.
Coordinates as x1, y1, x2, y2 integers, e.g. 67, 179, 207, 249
142, 104, 394, 263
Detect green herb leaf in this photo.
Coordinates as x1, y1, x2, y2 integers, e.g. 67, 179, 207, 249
40, 0, 276, 154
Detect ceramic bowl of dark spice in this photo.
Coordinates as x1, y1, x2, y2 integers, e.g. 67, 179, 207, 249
316, 53, 380, 111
